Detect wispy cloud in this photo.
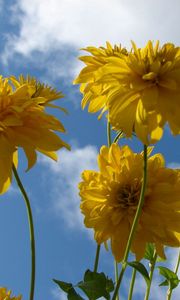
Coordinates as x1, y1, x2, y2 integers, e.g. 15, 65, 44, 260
39, 144, 98, 230
2, 0, 180, 78
51, 287, 67, 300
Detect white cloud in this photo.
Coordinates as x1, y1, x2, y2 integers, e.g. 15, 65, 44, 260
51, 287, 67, 300
39, 144, 98, 230
3, 0, 180, 78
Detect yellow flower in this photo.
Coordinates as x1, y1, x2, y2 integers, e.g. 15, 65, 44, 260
0, 75, 70, 194
75, 41, 180, 144
74, 42, 127, 117
0, 287, 21, 300
79, 143, 180, 261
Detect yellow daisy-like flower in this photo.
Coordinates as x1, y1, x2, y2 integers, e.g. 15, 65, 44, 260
79, 143, 180, 261
74, 42, 127, 117
0, 75, 70, 194
0, 287, 21, 300
75, 41, 180, 144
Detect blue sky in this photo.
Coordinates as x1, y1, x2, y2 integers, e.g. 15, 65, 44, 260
0, 0, 180, 299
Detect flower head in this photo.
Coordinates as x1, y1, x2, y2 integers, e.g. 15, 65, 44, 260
0, 287, 21, 300
74, 42, 127, 117
79, 143, 180, 261
0, 75, 70, 194
75, 41, 180, 144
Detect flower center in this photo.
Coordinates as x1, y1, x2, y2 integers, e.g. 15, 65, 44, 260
142, 71, 159, 85
116, 183, 140, 209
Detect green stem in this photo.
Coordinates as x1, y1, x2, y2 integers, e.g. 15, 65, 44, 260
112, 144, 148, 300
128, 269, 137, 300
13, 164, 35, 300
144, 251, 157, 300
113, 131, 123, 144
113, 262, 127, 300
107, 120, 112, 147
93, 244, 101, 272
174, 251, 180, 274
109, 120, 121, 299
92, 120, 112, 274
113, 131, 136, 144
166, 250, 180, 300
114, 261, 119, 300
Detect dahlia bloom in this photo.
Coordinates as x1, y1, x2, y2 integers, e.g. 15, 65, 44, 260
79, 143, 180, 261
0, 287, 21, 300
0, 75, 70, 194
74, 42, 127, 117
75, 41, 180, 144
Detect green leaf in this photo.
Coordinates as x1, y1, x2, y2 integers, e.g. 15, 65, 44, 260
106, 278, 114, 293
144, 243, 166, 263
53, 279, 84, 300
77, 270, 114, 300
158, 266, 180, 290
127, 261, 150, 286
53, 279, 73, 292
144, 243, 155, 261
83, 269, 95, 281
68, 288, 85, 300
159, 279, 169, 287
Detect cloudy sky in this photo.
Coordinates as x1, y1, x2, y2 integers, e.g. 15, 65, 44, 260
0, 0, 180, 299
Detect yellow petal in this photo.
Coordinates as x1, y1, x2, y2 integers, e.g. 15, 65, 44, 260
23, 147, 37, 171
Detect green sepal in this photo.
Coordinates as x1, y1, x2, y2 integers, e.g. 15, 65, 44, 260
77, 269, 114, 300
158, 266, 180, 290
127, 261, 150, 286
144, 243, 166, 262
144, 243, 155, 261
159, 279, 169, 287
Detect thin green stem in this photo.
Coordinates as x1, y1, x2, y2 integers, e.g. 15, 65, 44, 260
112, 144, 148, 300
114, 261, 119, 300
113, 131, 123, 144
113, 131, 136, 144
108, 119, 121, 299
113, 262, 127, 300
123, 144, 148, 262
93, 244, 101, 272
166, 250, 180, 300
13, 164, 35, 300
107, 120, 112, 147
144, 251, 157, 300
174, 251, 180, 274
92, 120, 112, 274
128, 269, 137, 300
